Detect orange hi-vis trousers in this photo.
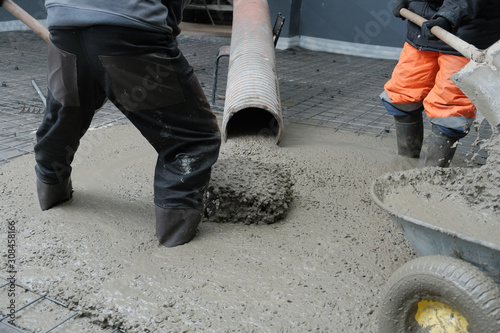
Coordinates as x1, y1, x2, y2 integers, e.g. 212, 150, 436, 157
384, 43, 475, 131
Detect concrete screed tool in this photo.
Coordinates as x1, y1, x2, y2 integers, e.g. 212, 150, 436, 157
400, 8, 500, 129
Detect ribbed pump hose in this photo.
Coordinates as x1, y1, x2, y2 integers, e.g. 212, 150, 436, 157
222, 0, 284, 144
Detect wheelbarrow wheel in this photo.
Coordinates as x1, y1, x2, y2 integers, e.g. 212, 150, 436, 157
379, 255, 500, 333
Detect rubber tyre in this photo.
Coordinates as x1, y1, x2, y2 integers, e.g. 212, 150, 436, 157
379, 255, 500, 333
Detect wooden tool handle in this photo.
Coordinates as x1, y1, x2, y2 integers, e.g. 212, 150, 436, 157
2, 0, 50, 43
400, 8, 484, 63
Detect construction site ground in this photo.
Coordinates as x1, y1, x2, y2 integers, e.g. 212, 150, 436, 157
0, 22, 495, 332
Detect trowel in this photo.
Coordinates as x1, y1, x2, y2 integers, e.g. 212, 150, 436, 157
400, 8, 500, 129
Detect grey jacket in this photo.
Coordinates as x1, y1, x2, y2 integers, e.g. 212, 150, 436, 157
45, 0, 189, 36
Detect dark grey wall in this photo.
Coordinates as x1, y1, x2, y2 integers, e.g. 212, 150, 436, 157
269, 0, 407, 48
268, 0, 302, 37
0, 0, 46, 21
2, 1, 406, 49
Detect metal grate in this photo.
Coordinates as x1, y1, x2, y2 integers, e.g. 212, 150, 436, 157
0, 277, 125, 333
0, 32, 493, 166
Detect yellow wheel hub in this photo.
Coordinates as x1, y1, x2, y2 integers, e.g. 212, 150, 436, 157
415, 300, 470, 333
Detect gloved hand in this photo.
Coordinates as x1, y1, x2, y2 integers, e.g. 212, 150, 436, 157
422, 16, 452, 39
392, 0, 410, 19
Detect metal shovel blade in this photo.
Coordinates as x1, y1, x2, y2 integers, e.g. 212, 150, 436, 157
451, 40, 500, 128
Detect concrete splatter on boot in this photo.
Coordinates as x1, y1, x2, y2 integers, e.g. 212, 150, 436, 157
36, 177, 73, 211
425, 125, 458, 167
155, 207, 202, 247
394, 113, 424, 158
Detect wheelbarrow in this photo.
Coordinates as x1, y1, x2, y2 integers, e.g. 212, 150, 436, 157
371, 171, 500, 333
371, 10, 500, 332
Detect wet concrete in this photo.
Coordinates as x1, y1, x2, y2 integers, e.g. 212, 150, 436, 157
373, 129, 500, 246
1, 119, 418, 332
1, 23, 499, 332
205, 156, 293, 225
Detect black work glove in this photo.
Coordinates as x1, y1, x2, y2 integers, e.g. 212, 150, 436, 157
422, 16, 452, 39
392, 0, 410, 19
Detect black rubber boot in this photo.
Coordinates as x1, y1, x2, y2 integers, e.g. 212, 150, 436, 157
424, 125, 458, 168
36, 177, 73, 211
394, 113, 424, 158
155, 207, 202, 247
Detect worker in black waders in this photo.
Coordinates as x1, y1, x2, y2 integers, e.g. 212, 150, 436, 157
34, 0, 221, 247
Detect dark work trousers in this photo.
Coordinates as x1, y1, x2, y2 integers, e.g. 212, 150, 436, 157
34, 26, 221, 210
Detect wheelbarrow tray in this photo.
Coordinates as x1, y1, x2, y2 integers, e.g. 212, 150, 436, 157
371, 170, 500, 284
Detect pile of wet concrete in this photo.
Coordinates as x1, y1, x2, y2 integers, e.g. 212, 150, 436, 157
204, 157, 293, 225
